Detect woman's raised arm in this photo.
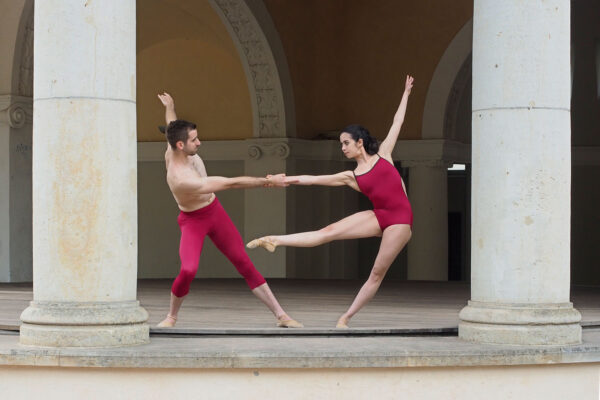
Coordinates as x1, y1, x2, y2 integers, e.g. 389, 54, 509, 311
379, 75, 414, 158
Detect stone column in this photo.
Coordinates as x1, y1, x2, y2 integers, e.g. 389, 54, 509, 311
20, 0, 148, 347
404, 160, 449, 281
459, 0, 581, 345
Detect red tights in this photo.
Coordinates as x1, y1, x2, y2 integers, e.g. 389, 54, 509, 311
171, 198, 266, 297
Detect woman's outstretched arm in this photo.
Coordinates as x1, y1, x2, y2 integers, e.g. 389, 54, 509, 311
379, 75, 414, 158
284, 171, 359, 191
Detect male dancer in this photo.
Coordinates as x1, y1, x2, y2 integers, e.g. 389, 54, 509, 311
156, 92, 302, 328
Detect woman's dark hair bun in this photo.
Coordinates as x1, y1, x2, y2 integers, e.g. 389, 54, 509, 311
341, 124, 379, 155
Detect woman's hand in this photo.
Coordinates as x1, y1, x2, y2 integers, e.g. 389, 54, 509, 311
264, 174, 299, 187
404, 75, 414, 95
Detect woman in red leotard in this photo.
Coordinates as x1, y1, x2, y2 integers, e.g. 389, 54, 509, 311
247, 75, 415, 328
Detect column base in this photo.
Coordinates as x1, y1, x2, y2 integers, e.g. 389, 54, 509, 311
20, 301, 149, 347
459, 301, 582, 345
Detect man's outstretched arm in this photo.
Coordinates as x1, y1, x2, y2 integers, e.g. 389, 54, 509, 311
178, 173, 293, 194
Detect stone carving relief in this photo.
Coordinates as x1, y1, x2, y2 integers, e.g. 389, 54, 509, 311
0, 98, 33, 129
210, 0, 287, 138
247, 142, 290, 160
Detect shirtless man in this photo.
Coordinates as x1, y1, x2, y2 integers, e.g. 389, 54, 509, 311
156, 92, 302, 328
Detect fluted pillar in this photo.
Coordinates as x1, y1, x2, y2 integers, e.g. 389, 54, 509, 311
459, 0, 581, 345
20, 0, 148, 347
405, 160, 449, 281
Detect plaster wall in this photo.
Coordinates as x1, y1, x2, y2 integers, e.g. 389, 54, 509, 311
262, 0, 473, 140
0, 364, 598, 400
136, 0, 253, 142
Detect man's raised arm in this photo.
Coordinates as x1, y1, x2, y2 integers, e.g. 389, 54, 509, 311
158, 92, 177, 126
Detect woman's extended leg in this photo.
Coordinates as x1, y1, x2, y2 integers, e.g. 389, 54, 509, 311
337, 224, 412, 328
247, 210, 382, 251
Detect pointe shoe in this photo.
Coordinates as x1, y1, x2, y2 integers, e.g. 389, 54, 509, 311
157, 314, 177, 328
246, 237, 277, 252
277, 318, 304, 328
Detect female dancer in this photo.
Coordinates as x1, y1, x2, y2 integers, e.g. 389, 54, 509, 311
247, 75, 415, 328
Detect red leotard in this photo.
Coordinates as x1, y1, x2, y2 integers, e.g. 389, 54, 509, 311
354, 155, 413, 230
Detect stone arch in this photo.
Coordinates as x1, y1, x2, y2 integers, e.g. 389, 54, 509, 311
444, 54, 472, 144
422, 19, 472, 140
208, 0, 296, 138
12, 0, 34, 97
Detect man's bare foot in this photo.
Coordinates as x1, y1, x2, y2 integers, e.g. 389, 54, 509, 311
157, 314, 177, 328
336, 315, 350, 329
277, 316, 304, 328
246, 237, 277, 252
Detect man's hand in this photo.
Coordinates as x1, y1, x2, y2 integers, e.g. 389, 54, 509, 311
265, 173, 293, 188
158, 92, 174, 109
158, 92, 177, 126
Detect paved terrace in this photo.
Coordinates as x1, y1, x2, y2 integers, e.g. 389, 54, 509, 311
1, 280, 600, 368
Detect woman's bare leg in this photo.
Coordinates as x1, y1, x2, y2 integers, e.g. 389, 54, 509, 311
247, 210, 382, 251
337, 224, 412, 328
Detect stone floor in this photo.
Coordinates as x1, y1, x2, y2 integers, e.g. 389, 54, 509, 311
1, 279, 600, 369
1, 279, 599, 331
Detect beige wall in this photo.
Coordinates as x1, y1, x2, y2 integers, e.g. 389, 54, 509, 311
137, 0, 253, 142
1, 364, 599, 399
263, 0, 473, 140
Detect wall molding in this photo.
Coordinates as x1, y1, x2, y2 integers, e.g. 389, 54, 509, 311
138, 138, 472, 164
139, 140, 600, 167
